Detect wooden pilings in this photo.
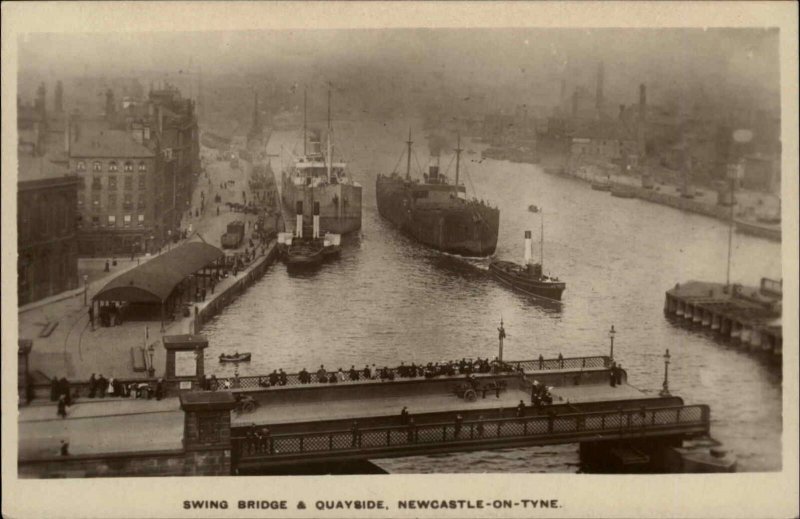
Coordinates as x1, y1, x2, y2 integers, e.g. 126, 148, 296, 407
663, 291, 781, 359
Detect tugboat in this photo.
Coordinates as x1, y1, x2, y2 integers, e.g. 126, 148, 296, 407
376, 132, 500, 257
279, 201, 341, 267
280, 84, 361, 236
489, 224, 566, 301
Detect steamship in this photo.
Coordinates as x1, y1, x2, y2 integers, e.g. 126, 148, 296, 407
376, 133, 499, 257
280, 86, 362, 236
489, 229, 566, 301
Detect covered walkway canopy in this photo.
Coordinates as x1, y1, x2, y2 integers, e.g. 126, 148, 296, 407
94, 242, 224, 304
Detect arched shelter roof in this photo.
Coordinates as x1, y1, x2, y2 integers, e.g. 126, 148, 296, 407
93, 242, 223, 303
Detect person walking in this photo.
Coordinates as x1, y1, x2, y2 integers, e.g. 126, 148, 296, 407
516, 400, 526, 418
59, 440, 70, 456
57, 395, 67, 419
399, 406, 409, 425
476, 416, 485, 438
454, 414, 463, 438
88, 306, 95, 331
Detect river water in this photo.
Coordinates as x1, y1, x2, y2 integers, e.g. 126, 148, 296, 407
203, 119, 782, 473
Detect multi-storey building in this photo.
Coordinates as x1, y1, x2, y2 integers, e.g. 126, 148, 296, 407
66, 83, 200, 256
69, 122, 159, 256
17, 155, 80, 305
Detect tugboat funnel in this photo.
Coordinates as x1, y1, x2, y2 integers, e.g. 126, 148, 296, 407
313, 201, 320, 239
296, 201, 304, 238
524, 230, 532, 265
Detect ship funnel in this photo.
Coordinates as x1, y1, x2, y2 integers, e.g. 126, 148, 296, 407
524, 230, 533, 265
313, 201, 320, 239
295, 201, 304, 238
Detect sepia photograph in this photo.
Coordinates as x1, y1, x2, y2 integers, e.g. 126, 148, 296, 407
2, 2, 797, 518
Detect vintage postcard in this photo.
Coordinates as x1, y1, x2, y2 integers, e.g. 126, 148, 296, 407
2, 2, 797, 518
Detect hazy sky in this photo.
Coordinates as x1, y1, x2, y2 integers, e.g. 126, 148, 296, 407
18, 28, 780, 111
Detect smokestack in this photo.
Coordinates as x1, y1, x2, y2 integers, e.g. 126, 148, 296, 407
312, 201, 320, 239
295, 201, 304, 238
595, 62, 605, 118
64, 114, 70, 153
524, 230, 532, 265
571, 89, 578, 118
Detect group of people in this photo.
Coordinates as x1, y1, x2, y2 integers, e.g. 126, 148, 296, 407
530, 380, 554, 407
87, 374, 164, 401
289, 358, 520, 387
242, 425, 272, 455
258, 369, 289, 387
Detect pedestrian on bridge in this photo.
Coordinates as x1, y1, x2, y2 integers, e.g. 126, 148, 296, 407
57, 395, 67, 419
88, 306, 95, 331
399, 407, 409, 425
454, 414, 463, 438
476, 416, 485, 438
516, 400, 526, 418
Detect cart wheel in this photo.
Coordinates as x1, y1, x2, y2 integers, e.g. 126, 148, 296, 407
242, 400, 256, 413
464, 389, 477, 402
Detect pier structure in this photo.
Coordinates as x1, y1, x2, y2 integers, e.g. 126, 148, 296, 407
664, 279, 782, 358
19, 352, 732, 477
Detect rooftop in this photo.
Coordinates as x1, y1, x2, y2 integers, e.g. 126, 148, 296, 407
17, 154, 72, 183
70, 121, 154, 159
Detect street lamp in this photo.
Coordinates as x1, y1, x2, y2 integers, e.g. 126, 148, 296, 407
83, 274, 89, 306
608, 325, 616, 360
660, 349, 671, 397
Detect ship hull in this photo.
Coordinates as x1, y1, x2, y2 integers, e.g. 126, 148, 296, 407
281, 172, 362, 235
376, 177, 499, 257
488, 261, 565, 301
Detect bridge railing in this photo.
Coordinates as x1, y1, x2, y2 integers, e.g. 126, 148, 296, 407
232, 404, 708, 460
214, 355, 610, 391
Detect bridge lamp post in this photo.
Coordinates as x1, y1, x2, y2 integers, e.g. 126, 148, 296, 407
148, 343, 156, 378
660, 349, 671, 397
83, 274, 89, 306
608, 325, 616, 360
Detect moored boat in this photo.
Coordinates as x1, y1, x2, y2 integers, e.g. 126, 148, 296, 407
280, 85, 361, 236
610, 184, 637, 199
219, 352, 252, 363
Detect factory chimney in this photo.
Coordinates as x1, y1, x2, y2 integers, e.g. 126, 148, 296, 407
595, 62, 605, 118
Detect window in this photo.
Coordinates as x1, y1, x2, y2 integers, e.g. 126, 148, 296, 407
91, 216, 100, 227
138, 161, 147, 172
108, 176, 118, 190
92, 194, 101, 209
93, 161, 102, 171
138, 176, 146, 190
124, 176, 133, 190
123, 193, 133, 210
77, 195, 84, 208
76, 214, 83, 229
107, 215, 116, 226
123, 214, 131, 227
137, 195, 145, 209
77, 177, 85, 190
92, 177, 102, 190
138, 214, 145, 226
124, 161, 134, 172
109, 161, 118, 172
77, 161, 86, 171
108, 194, 117, 208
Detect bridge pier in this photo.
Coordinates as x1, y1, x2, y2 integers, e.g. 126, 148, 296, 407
179, 391, 237, 476
579, 436, 682, 473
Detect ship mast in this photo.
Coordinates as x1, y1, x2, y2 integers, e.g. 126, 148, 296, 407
454, 133, 462, 195
303, 86, 307, 156
326, 82, 333, 183
405, 129, 413, 181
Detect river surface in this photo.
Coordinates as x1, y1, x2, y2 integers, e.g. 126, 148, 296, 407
203, 119, 782, 473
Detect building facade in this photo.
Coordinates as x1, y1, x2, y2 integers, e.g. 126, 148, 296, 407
18, 157, 80, 305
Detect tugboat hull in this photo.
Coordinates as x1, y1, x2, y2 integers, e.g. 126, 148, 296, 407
489, 260, 566, 301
